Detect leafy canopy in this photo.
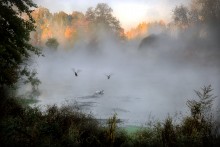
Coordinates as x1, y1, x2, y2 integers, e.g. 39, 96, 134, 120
173, 0, 220, 26
85, 3, 124, 38
0, 0, 41, 87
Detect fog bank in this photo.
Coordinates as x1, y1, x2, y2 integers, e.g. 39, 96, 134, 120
25, 30, 220, 125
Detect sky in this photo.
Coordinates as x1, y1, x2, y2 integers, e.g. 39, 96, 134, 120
33, 0, 190, 30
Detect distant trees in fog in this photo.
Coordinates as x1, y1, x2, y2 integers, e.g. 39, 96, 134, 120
173, 0, 220, 30
85, 3, 124, 39
30, 7, 88, 48
30, 3, 125, 49
140, 0, 220, 65
173, 5, 190, 28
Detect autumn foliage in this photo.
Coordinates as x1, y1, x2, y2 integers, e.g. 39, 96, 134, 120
30, 6, 168, 48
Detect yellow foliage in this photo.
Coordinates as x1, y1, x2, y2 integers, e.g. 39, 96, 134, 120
64, 26, 76, 40
41, 28, 52, 40
125, 22, 149, 39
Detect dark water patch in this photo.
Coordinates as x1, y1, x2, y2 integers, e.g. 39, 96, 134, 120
112, 108, 129, 113
77, 95, 102, 99
77, 101, 97, 107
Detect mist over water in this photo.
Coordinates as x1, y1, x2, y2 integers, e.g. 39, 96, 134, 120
29, 32, 220, 126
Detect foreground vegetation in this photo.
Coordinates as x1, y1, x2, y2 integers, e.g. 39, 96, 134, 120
1, 86, 220, 146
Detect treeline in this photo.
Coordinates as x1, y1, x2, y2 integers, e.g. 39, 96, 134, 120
30, 4, 124, 49
31, 7, 88, 48
28, 0, 220, 51
30, 5, 168, 49
125, 20, 166, 40
171, 0, 220, 43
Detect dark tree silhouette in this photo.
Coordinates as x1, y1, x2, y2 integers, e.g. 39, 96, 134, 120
173, 5, 189, 28
0, 0, 41, 87
45, 38, 59, 49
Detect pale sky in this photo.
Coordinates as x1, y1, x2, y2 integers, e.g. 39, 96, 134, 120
33, 0, 190, 30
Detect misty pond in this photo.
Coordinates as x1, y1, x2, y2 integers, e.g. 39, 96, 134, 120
22, 39, 219, 126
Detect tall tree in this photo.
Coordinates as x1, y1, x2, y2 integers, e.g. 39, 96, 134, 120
173, 5, 190, 28
85, 3, 124, 38
173, 0, 220, 42
0, 0, 41, 88
31, 7, 52, 46
173, 0, 220, 26
191, 0, 220, 24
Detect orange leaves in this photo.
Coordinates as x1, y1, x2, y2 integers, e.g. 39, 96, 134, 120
64, 26, 76, 40
125, 20, 167, 40
125, 22, 149, 39
41, 27, 52, 40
